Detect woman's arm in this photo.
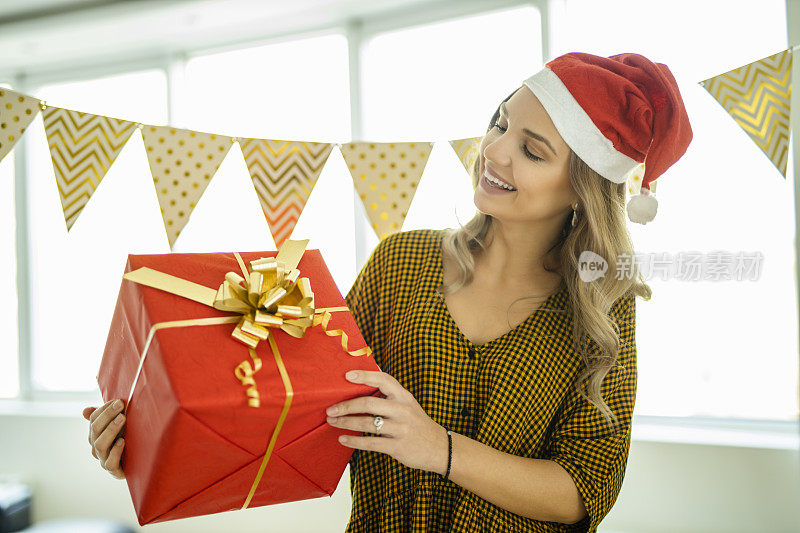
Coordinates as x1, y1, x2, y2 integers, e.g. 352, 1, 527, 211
441, 430, 587, 524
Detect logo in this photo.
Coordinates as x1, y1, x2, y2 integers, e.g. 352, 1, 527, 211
578, 251, 608, 282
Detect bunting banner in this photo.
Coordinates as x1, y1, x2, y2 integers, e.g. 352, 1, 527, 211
449, 136, 483, 181
341, 141, 433, 240
240, 138, 334, 249
42, 107, 138, 230
0, 88, 42, 163
6, 43, 796, 246
700, 48, 793, 178
141, 125, 233, 248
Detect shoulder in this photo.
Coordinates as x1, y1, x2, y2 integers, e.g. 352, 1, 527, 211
610, 292, 636, 322
609, 293, 637, 357
373, 228, 444, 266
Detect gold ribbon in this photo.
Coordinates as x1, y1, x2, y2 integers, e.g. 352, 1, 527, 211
120, 239, 372, 509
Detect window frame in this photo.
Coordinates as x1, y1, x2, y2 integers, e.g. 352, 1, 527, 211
0, 0, 796, 450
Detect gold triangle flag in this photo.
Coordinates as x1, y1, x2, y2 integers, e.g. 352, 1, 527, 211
239, 138, 334, 249
0, 88, 42, 163
700, 48, 792, 177
341, 141, 432, 240
42, 107, 137, 230
141, 125, 233, 248
449, 136, 483, 181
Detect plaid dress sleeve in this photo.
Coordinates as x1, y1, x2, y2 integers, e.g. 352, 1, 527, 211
543, 295, 637, 533
344, 232, 400, 370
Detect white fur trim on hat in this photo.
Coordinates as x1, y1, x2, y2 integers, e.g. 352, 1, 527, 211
522, 67, 639, 184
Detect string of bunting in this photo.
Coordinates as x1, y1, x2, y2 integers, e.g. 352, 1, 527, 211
0, 44, 796, 245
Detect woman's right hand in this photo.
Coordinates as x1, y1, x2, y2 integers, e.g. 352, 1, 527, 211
83, 398, 127, 479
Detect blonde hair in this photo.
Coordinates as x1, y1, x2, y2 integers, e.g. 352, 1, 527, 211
438, 89, 652, 431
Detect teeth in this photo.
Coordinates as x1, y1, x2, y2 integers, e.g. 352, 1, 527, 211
485, 173, 516, 190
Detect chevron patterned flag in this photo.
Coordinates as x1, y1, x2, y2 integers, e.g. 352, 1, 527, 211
0, 88, 43, 163
239, 138, 334, 249
42, 107, 138, 230
342, 141, 432, 240
141, 125, 233, 248
448, 136, 483, 183
701, 48, 792, 178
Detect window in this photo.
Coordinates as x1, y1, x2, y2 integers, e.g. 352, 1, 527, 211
361, 6, 543, 253
552, 0, 795, 420
28, 69, 168, 391
0, 82, 18, 398
6, 1, 797, 424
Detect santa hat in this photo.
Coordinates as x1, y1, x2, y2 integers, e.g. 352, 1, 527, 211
522, 52, 693, 224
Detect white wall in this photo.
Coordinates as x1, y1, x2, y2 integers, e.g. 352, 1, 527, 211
1, 411, 798, 532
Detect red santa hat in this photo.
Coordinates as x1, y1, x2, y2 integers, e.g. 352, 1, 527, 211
522, 52, 693, 224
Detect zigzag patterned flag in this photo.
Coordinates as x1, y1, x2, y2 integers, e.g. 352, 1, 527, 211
448, 136, 483, 184
0, 88, 43, 164
42, 107, 137, 230
141, 125, 233, 248
239, 138, 334, 249
341, 141, 432, 240
701, 48, 792, 178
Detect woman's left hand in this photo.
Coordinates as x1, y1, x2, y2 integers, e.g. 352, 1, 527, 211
326, 370, 448, 475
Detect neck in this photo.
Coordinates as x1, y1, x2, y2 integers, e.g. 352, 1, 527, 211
476, 217, 565, 291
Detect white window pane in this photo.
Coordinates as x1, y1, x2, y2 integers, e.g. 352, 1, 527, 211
0, 82, 18, 398
29, 70, 168, 391
181, 34, 356, 292
362, 6, 542, 251
556, 0, 795, 421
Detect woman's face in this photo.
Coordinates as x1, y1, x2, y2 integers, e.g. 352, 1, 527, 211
475, 86, 577, 223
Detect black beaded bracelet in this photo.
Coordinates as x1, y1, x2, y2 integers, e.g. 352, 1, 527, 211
443, 429, 453, 481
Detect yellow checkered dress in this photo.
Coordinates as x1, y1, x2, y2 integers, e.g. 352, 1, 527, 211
344, 228, 637, 532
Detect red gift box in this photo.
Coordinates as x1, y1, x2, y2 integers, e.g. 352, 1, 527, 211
97, 240, 381, 525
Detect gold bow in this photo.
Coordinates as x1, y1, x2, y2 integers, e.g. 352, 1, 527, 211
215, 252, 317, 349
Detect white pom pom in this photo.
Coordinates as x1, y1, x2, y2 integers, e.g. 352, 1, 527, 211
627, 187, 658, 224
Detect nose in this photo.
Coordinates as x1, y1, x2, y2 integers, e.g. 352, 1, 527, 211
482, 134, 512, 170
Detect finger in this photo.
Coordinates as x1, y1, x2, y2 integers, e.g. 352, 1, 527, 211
337, 433, 393, 453
94, 412, 126, 462
89, 399, 117, 423
328, 415, 395, 437
103, 438, 126, 480
329, 395, 395, 417
90, 399, 124, 444
82, 406, 97, 421
345, 371, 403, 399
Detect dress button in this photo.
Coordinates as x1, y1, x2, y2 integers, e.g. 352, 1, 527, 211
460, 405, 470, 417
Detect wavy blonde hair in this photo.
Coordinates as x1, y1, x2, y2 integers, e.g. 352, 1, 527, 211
437, 88, 652, 431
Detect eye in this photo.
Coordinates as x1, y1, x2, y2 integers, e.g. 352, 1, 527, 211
490, 121, 543, 162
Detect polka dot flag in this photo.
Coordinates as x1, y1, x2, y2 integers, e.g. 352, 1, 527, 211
0, 88, 42, 164
141, 125, 233, 248
341, 141, 432, 240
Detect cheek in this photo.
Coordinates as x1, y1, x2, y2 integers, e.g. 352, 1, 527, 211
517, 170, 571, 204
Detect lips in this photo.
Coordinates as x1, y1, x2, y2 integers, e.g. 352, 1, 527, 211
485, 166, 515, 189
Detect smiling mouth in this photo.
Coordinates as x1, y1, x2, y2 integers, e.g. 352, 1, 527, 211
483, 172, 517, 191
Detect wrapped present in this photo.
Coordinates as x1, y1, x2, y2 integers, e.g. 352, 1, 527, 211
97, 239, 381, 525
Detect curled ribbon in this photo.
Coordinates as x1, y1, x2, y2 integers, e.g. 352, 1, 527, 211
120, 239, 372, 509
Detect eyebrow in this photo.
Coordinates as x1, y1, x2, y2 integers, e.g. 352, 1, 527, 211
499, 102, 557, 157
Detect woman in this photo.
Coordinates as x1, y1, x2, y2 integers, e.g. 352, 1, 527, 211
84, 51, 692, 532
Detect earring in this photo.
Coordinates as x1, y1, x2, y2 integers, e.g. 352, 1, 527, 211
571, 203, 579, 228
